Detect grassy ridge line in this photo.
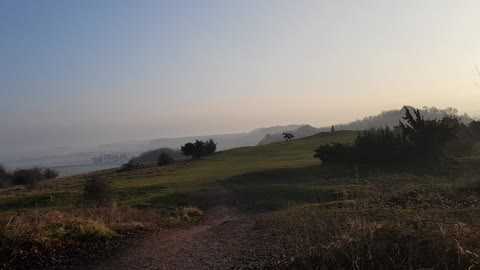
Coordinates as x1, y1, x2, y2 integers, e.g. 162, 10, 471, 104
0, 131, 357, 211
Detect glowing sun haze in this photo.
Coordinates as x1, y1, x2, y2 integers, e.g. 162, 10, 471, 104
1, 0, 480, 154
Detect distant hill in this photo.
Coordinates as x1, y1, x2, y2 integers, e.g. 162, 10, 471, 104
257, 106, 473, 145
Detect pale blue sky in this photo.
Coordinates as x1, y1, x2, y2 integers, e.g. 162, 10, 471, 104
1, 0, 480, 155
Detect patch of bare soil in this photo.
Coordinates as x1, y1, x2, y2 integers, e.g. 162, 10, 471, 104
81, 206, 271, 270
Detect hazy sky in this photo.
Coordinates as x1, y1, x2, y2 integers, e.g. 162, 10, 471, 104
1, 0, 480, 155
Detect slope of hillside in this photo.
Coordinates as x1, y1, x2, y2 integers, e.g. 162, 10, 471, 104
3, 130, 480, 269
0, 131, 356, 211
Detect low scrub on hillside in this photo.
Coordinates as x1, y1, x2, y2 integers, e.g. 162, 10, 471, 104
0, 166, 60, 187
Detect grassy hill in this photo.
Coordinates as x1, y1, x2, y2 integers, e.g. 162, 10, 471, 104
2, 128, 480, 212
0, 131, 356, 211
3, 130, 480, 269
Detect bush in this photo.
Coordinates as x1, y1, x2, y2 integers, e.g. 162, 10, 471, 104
400, 107, 459, 157
314, 107, 460, 165
181, 139, 217, 159
82, 177, 114, 206
117, 160, 138, 172
314, 143, 352, 164
469, 120, 480, 141
11, 168, 45, 186
314, 127, 414, 165
9, 167, 60, 186
192, 140, 207, 158
444, 139, 475, 157
0, 163, 11, 187
181, 142, 195, 157
205, 139, 217, 155
158, 152, 174, 166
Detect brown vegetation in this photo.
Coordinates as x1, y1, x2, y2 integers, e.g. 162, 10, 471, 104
263, 184, 480, 270
0, 206, 203, 269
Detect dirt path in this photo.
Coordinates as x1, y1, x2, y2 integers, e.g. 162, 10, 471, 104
85, 206, 270, 270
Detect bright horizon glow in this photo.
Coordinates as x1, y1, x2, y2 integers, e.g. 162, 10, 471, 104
1, 0, 480, 156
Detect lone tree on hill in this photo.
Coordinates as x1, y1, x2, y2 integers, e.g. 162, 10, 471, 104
282, 132, 294, 142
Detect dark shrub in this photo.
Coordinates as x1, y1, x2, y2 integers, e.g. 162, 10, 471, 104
314, 143, 352, 164
0, 163, 11, 187
43, 168, 59, 179
352, 127, 413, 163
181, 142, 195, 157
117, 160, 138, 172
12, 168, 45, 186
314, 107, 460, 165
444, 139, 475, 157
205, 139, 217, 155
469, 120, 480, 141
192, 140, 207, 159
181, 140, 215, 159
399, 107, 459, 157
82, 177, 114, 206
158, 152, 174, 166
314, 128, 413, 165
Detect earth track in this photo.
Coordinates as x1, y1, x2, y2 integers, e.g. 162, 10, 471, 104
84, 206, 269, 270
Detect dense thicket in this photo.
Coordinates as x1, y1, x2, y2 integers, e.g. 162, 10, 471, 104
181, 139, 217, 159
314, 106, 467, 165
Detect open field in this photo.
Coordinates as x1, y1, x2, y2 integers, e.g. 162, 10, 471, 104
2, 130, 480, 269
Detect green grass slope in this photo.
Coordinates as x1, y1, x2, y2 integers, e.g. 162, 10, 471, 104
0, 131, 356, 211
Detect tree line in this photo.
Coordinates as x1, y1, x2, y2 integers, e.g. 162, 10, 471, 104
314, 106, 479, 165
